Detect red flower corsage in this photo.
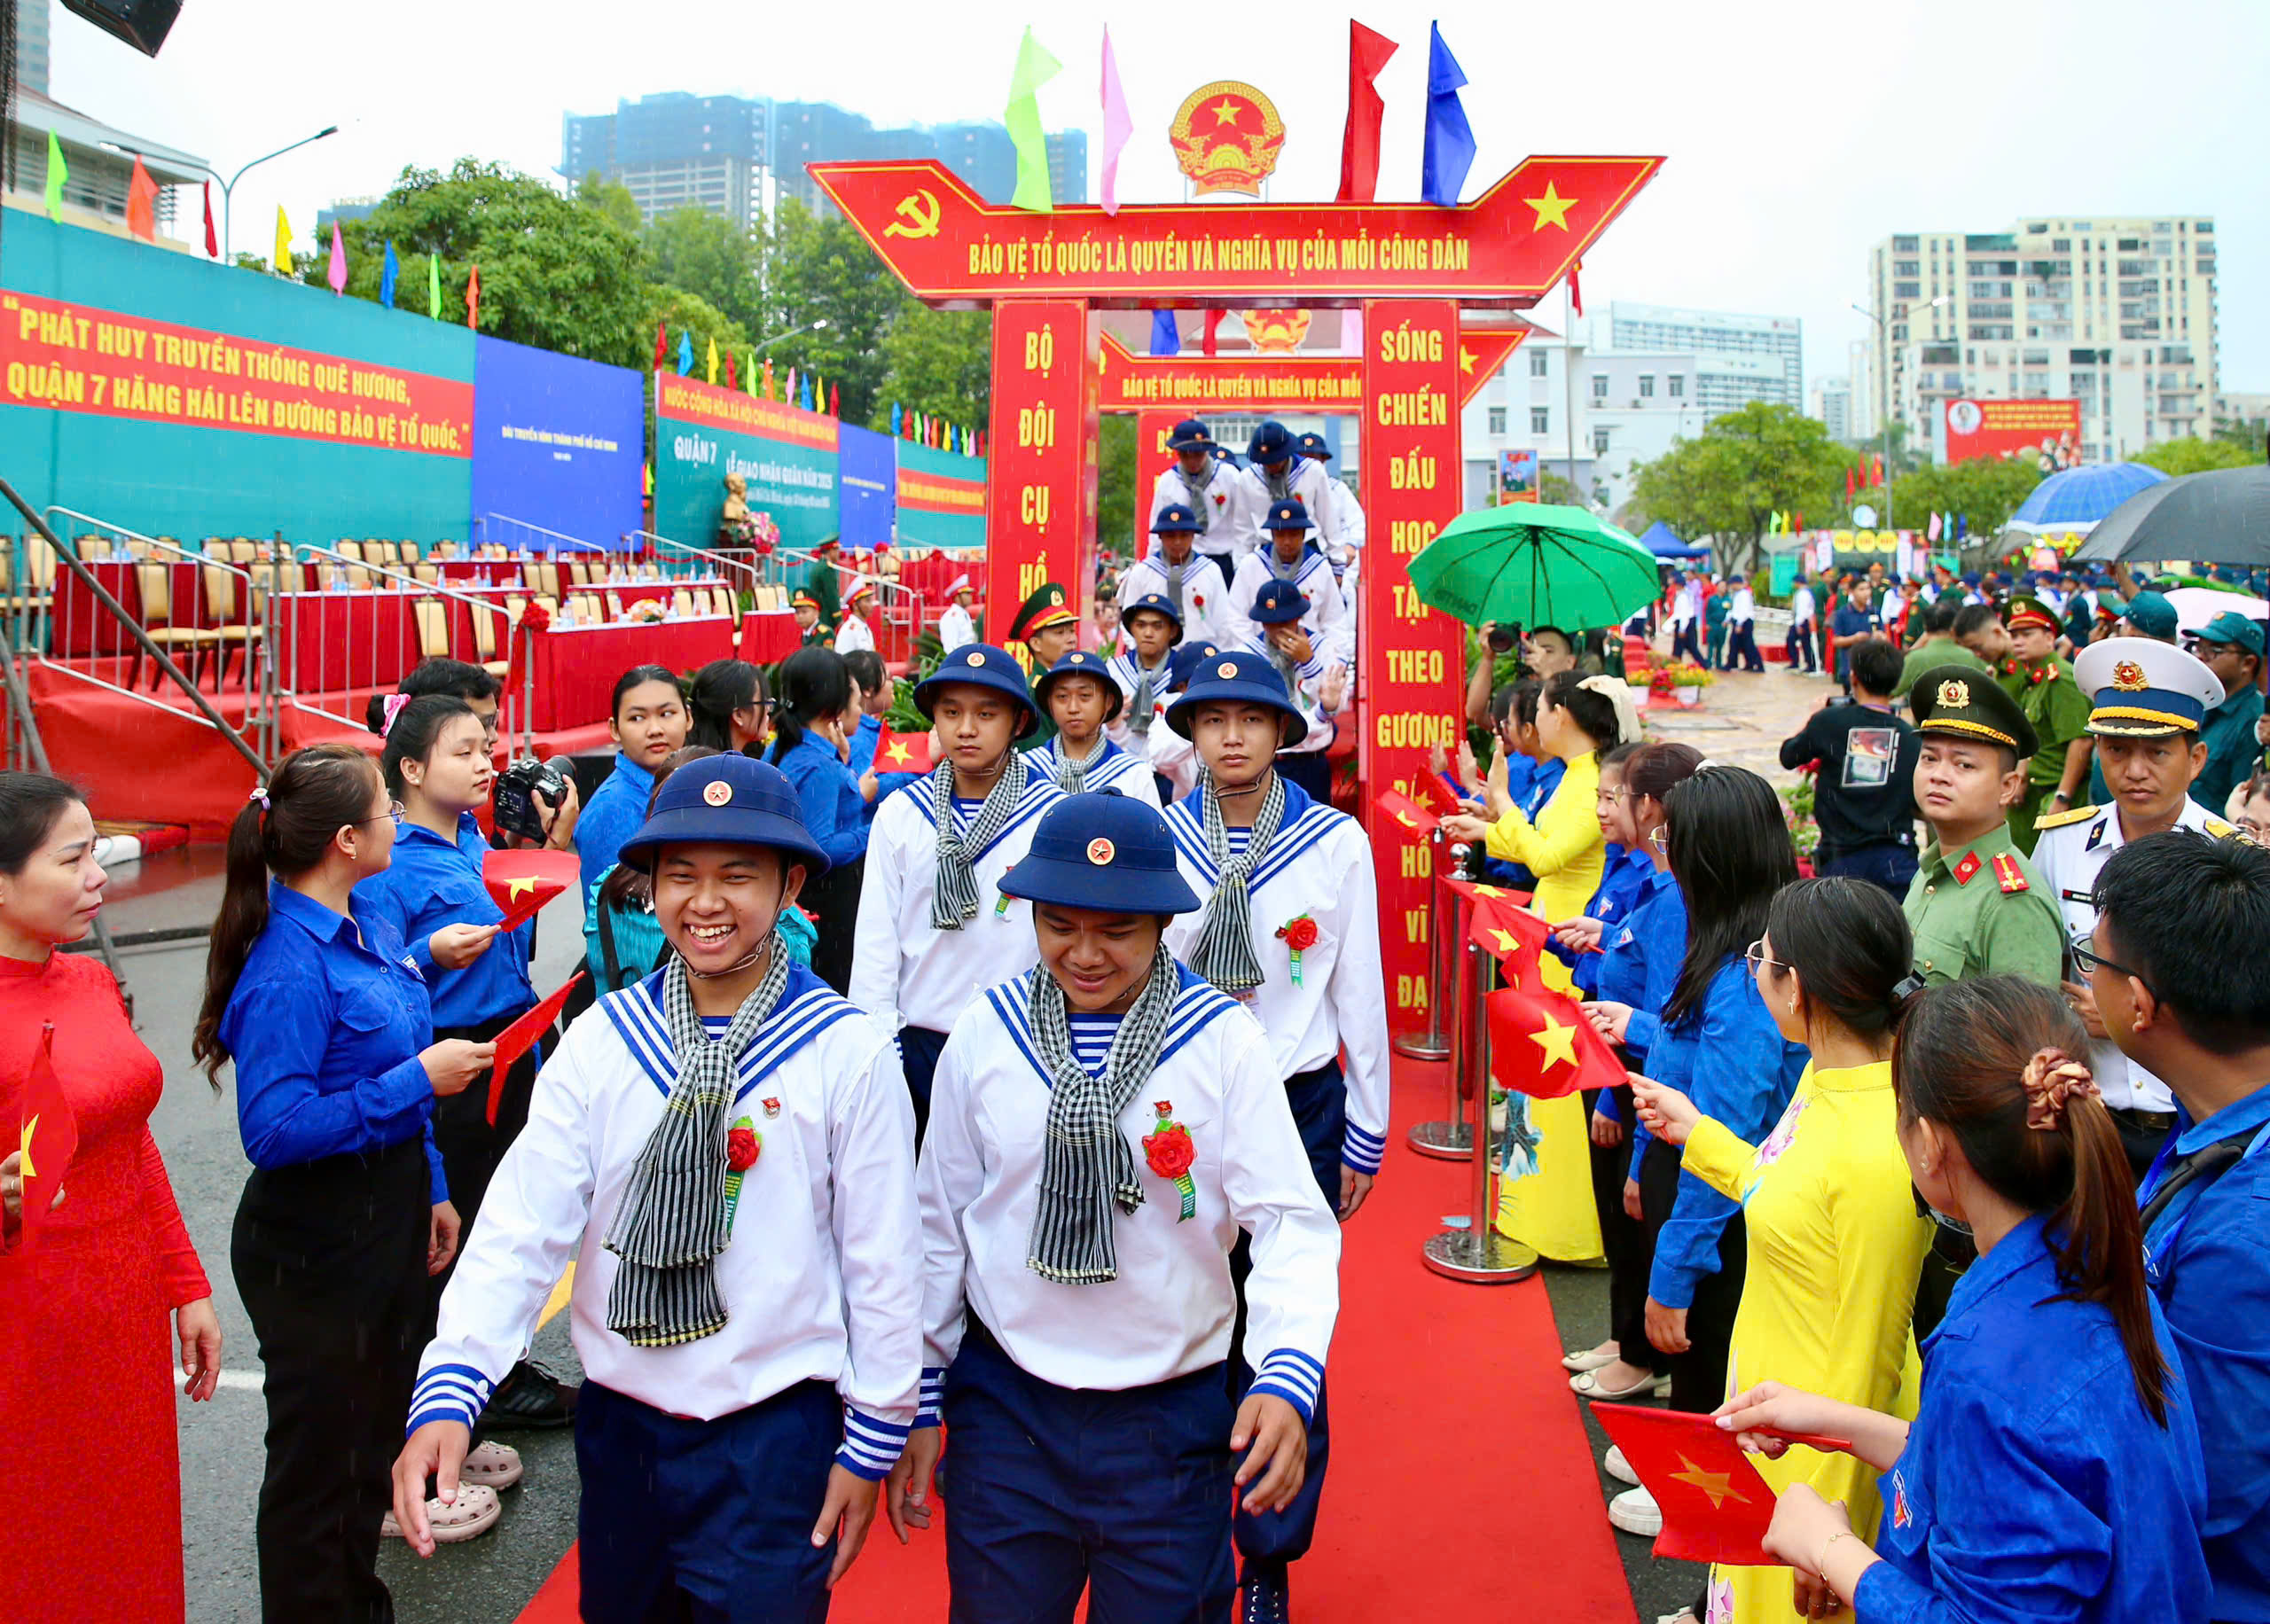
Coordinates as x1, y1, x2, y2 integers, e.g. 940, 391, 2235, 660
1142, 1102, 1198, 1220
1276, 914, 1319, 984
519, 600, 552, 633
726, 1126, 761, 1172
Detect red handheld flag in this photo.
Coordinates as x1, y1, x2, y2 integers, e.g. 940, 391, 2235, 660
1335, 21, 1399, 203
872, 728, 935, 775
14, 1025, 79, 1251
1487, 983, 1624, 1098
488, 973, 584, 1126
1444, 876, 1550, 980
1373, 787, 1440, 840
1588, 1404, 1779, 1565
483, 848, 582, 932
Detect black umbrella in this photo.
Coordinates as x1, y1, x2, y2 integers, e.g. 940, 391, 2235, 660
2071, 465, 2270, 566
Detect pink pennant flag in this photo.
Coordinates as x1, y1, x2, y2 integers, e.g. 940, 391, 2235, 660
1100, 27, 1132, 216
326, 223, 348, 295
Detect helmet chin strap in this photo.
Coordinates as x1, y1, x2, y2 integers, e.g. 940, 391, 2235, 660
1213, 761, 1277, 801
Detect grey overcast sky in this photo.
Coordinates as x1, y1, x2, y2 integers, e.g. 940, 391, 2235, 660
59, 0, 2267, 397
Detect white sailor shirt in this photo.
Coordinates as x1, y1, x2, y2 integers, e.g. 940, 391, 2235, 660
1161, 778, 1390, 1174
936, 602, 978, 654
2032, 797, 2234, 1113
1104, 649, 1177, 747
1118, 553, 1233, 648
409, 963, 921, 1479
1234, 457, 1335, 557
834, 611, 876, 656
1324, 473, 1366, 555
1234, 639, 1337, 760
1225, 546, 1349, 650
849, 773, 1064, 1037
1149, 463, 1254, 561
1028, 734, 1163, 808
913, 964, 1339, 1423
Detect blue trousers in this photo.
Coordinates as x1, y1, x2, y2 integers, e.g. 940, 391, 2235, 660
575, 1379, 837, 1623
943, 1323, 1238, 1624
1671, 621, 1703, 666
1226, 1060, 1342, 1571
1818, 840, 1919, 898
898, 1025, 950, 1148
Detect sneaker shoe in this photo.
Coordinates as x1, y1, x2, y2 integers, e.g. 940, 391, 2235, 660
461, 1439, 524, 1491
1609, 1485, 1663, 1538
1240, 1560, 1289, 1624
380, 1483, 501, 1544
1604, 1445, 1640, 1487
484, 1359, 579, 1430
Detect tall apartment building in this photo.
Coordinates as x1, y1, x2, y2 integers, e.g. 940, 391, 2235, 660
1609, 300, 1803, 410
1867, 216, 2219, 463
16, 0, 50, 97
1811, 376, 1853, 443
562, 91, 1088, 230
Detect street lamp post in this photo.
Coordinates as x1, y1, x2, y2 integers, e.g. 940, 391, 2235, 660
109, 125, 340, 264
1851, 293, 1950, 535
755, 317, 828, 354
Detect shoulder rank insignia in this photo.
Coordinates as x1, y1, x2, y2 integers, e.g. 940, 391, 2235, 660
1992, 852, 2030, 894
1953, 849, 1984, 886
2033, 803, 2097, 831
2204, 816, 2247, 842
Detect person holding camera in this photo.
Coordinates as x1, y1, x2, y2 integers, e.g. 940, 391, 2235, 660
191, 745, 500, 1618
357, 696, 576, 1433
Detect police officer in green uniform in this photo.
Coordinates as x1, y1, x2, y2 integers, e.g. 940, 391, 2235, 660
1006, 582, 1081, 746
1996, 595, 2093, 852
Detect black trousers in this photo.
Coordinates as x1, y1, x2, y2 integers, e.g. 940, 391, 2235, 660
1636, 1137, 1748, 1411
233, 1136, 429, 1624
801, 855, 865, 996
1911, 1219, 1976, 1343
1585, 1086, 1663, 1375
1786, 621, 1817, 673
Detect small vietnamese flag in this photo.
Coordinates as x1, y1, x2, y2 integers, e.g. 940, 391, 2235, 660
488, 973, 584, 1126
1587, 1404, 1780, 1565
872, 728, 935, 774
14, 1025, 78, 1251
482, 848, 581, 931
1444, 875, 1550, 979
1373, 787, 1440, 840
1488, 983, 1624, 1099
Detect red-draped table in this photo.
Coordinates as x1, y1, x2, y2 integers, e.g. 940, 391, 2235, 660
51, 558, 311, 656
738, 612, 802, 665
509, 617, 739, 731
271, 589, 434, 693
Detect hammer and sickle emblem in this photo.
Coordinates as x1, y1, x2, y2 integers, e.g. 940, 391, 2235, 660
885, 190, 941, 238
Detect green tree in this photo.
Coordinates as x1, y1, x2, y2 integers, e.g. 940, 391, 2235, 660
1096, 415, 1138, 564
2213, 415, 2267, 454
1876, 457, 2045, 537
762, 199, 910, 426
575, 171, 644, 238
642, 207, 766, 337
2136, 435, 2261, 476
1628, 403, 1849, 571
876, 306, 992, 433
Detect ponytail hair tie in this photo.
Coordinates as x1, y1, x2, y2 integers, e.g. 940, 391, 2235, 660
247, 785, 270, 811
2021, 1046, 2100, 1131
1890, 973, 1926, 1004
380, 691, 413, 736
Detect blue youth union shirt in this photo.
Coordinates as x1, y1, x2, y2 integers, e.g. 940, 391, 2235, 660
220, 880, 446, 1202
577, 753, 659, 903
355, 811, 535, 1029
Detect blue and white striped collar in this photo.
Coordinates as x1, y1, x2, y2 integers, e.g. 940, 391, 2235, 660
904, 768, 1061, 855
982, 962, 1241, 1089
1162, 777, 1343, 892
1037, 735, 1140, 789
599, 961, 859, 1101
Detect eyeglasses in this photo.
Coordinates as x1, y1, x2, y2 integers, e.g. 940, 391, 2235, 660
1743, 939, 1791, 977
2238, 816, 2270, 842
355, 800, 406, 825
2069, 933, 2149, 993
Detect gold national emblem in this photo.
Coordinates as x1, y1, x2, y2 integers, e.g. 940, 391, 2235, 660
1167, 81, 1288, 198
1937, 678, 1971, 710
703, 780, 733, 807
1086, 838, 1115, 866
2111, 660, 2148, 691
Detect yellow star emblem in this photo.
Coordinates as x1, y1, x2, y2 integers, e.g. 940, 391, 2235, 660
506, 877, 537, 900
1471, 884, 1507, 898
1396, 809, 1416, 827
884, 741, 910, 765
20, 1113, 39, 1179
1490, 927, 1523, 956
1524, 182, 1577, 230
1460, 346, 1476, 374
1668, 1453, 1749, 1511
1528, 1009, 1578, 1072
1211, 98, 1242, 127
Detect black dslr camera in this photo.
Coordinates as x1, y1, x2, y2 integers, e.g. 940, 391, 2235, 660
493, 755, 573, 845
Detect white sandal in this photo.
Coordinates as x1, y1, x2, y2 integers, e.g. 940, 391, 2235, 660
1569, 1367, 1671, 1400
461, 1439, 524, 1491
380, 1483, 501, 1544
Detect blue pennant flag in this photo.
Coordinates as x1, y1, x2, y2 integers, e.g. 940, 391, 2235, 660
891, 402, 904, 436
379, 240, 399, 309
677, 330, 694, 376
1149, 309, 1180, 356
951, 425, 961, 453
1421, 23, 1477, 207
1955, 513, 1969, 539
800, 375, 815, 412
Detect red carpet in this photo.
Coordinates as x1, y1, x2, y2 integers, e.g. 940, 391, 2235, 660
516, 1056, 1635, 1622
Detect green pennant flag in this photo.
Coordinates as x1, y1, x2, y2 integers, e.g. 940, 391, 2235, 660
1005, 27, 1061, 213
43, 129, 67, 221
427, 254, 442, 319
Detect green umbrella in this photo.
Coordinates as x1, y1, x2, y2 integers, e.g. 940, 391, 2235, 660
1405, 503, 1662, 632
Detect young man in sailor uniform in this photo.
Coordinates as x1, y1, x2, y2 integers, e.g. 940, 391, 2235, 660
936, 576, 979, 653
2031, 636, 2234, 1179
1295, 432, 1364, 566
1106, 591, 1184, 752
849, 644, 1063, 1136
1149, 418, 1252, 586
1235, 421, 1335, 561
887, 792, 1340, 1623
1029, 648, 1163, 808
1240, 579, 1346, 805
1146, 638, 1229, 808
1122, 504, 1233, 647
834, 578, 879, 656
392, 753, 920, 1619
1157, 652, 1388, 1620
1227, 499, 1348, 650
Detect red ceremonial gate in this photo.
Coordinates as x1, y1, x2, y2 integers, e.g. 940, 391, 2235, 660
812, 154, 1660, 1035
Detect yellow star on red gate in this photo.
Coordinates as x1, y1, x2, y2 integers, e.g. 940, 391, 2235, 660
1460, 346, 1476, 373
1528, 1009, 1578, 1072
1525, 182, 1577, 230
1669, 1453, 1749, 1510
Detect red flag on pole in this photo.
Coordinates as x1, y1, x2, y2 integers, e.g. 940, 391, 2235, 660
202, 181, 219, 258
872, 728, 935, 774
654, 319, 668, 371
1488, 983, 1624, 1098
1845, 465, 1857, 502
125, 155, 159, 241
1373, 787, 1440, 839
1873, 454, 1885, 485
482, 848, 581, 932
1202, 310, 1226, 357
829, 382, 841, 418
13, 1025, 78, 1251
725, 350, 738, 391
1587, 1405, 1782, 1565
466, 264, 481, 331
1569, 257, 1585, 317
488, 974, 584, 1126
1335, 21, 1399, 203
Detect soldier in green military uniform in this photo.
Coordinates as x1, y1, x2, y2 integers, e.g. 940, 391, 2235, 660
1995, 595, 2093, 852
1006, 582, 1081, 747
802, 535, 843, 635
1903, 665, 2064, 989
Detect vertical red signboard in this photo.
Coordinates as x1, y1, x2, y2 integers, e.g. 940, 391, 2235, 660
1360, 299, 1466, 1035
986, 300, 1095, 649
1132, 410, 1179, 559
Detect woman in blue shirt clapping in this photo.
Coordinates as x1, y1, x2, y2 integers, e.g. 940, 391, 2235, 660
1718, 975, 2211, 1623
192, 744, 496, 1620
768, 645, 868, 993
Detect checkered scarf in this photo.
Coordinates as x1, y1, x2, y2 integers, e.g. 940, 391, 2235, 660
1126, 656, 1169, 736
1188, 767, 1285, 994
1049, 735, 1107, 795
930, 750, 1029, 931
601, 944, 790, 1347
1025, 947, 1181, 1284
1177, 462, 1219, 535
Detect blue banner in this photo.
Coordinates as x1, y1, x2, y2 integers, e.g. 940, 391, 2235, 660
470, 335, 644, 550
837, 424, 896, 550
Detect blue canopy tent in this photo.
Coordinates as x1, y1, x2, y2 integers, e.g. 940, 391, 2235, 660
1639, 519, 1709, 560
